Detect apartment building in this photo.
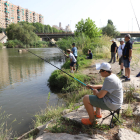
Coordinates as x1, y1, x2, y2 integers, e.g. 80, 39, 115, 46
0, 0, 44, 29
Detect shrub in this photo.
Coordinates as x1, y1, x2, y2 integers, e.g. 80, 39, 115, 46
48, 70, 91, 93
0, 42, 3, 48
5, 39, 23, 48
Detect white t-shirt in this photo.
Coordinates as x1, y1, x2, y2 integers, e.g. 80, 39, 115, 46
102, 74, 123, 111
118, 44, 125, 58
69, 53, 77, 62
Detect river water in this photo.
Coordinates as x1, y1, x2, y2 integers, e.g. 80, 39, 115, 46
0, 48, 65, 137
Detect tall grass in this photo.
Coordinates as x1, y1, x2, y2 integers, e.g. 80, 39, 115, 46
0, 42, 3, 48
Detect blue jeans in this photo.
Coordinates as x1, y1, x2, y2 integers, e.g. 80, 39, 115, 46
123, 59, 130, 68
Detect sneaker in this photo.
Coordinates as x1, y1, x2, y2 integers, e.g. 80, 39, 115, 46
124, 77, 131, 82
71, 70, 74, 73
117, 71, 121, 75
120, 75, 126, 79
136, 72, 140, 77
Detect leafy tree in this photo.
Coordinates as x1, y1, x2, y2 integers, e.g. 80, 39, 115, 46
102, 20, 120, 38
6, 22, 39, 45
75, 17, 102, 38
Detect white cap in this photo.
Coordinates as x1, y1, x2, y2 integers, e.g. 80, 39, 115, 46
120, 38, 124, 42
110, 39, 116, 42
96, 62, 112, 71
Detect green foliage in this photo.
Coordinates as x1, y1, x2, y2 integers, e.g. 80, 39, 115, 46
0, 28, 5, 33
75, 17, 102, 38
125, 85, 136, 103
6, 22, 39, 45
48, 70, 91, 93
102, 19, 120, 38
30, 41, 49, 48
123, 104, 133, 117
0, 42, 3, 48
62, 55, 92, 70
5, 39, 23, 48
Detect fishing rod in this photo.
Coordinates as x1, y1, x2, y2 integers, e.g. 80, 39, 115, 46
27, 49, 93, 90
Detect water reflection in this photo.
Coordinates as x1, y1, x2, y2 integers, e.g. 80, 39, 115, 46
0, 48, 65, 137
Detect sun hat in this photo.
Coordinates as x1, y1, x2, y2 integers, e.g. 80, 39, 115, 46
110, 39, 116, 42
125, 34, 131, 39
96, 62, 112, 71
67, 49, 71, 52
120, 38, 124, 42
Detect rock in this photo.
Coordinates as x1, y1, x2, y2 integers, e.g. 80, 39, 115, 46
74, 102, 83, 107
36, 133, 108, 140
117, 128, 140, 140
63, 105, 112, 125
133, 93, 140, 102
62, 109, 71, 115
133, 106, 140, 116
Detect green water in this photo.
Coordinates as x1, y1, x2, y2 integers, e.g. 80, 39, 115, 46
0, 48, 65, 137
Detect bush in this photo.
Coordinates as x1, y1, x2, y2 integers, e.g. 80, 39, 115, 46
0, 42, 3, 48
5, 39, 23, 48
30, 41, 49, 48
61, 55, 92, 70
48, 70, 91, 93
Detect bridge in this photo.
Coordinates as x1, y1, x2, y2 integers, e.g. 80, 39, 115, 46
117, 31, 140, 38
36, 33, 75, 41
36, 31, 140, 41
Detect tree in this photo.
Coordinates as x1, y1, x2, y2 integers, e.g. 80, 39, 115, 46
6, 22, 39, 45
75, 17, 102, 38
102, 20, 120, 38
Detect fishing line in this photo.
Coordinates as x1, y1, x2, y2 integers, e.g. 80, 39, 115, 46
130, 0, 140, 31
27, 49, 94, 90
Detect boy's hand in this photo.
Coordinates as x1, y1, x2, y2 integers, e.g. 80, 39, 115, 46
86, 84, 92, 89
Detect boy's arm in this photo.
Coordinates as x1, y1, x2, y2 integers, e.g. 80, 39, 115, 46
96, 90, 108, 98
70, 58, 72, 62
86, 85, 103, 89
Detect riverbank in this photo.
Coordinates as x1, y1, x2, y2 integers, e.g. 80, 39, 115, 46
16, 42, 140, 140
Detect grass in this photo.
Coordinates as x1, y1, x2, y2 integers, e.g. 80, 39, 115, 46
48, 69, 92, 93
124, 85, 136, 103
123, 104, 133, 117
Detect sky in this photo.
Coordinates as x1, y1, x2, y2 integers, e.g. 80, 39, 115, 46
8, 0, 140, 32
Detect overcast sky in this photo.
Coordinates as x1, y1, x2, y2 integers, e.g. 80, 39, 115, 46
9, 0, 140, 32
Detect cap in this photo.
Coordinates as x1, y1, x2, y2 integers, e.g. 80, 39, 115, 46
72, 43, 75, 46
125, 34, 131, 39
110, 39, 116, 42
96, 62, 112, 71
120, 38, 124, 42
67, 49, 71, 52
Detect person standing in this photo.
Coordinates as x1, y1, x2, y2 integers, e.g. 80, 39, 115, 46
65, 49, 77, 73
108, 39, 117, 63
72, 43, 78, 59
121, 34, 132, 81
117, 39, 125, 76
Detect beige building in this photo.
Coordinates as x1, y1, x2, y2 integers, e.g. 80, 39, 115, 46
0, 0, 44, 29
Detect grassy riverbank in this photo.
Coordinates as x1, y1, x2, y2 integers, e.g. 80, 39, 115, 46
33, 35, 112, 129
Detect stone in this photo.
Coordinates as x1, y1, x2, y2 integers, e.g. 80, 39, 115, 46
133, 93, 140, 102
117, 128, 140, 140
63, 105, 112, 125
133, 106, 140, 116
74, 102, 83, 107
62, 109, 71, 115
36, 133, 108, 140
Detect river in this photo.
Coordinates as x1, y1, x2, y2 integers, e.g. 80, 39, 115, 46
0, 48, 65, 137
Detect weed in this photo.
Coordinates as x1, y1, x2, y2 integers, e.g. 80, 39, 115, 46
123, 104, 133, 117
125, 85, 136, 103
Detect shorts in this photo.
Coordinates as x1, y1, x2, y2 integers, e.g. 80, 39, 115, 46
89, 95, 111, 111
123, 59, 130, 68
119, 56, 123, 65
70, 62, 76, 67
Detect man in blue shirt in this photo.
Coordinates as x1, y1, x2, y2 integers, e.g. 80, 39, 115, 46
121, 34, 132, 82
72, 43, 78, 59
